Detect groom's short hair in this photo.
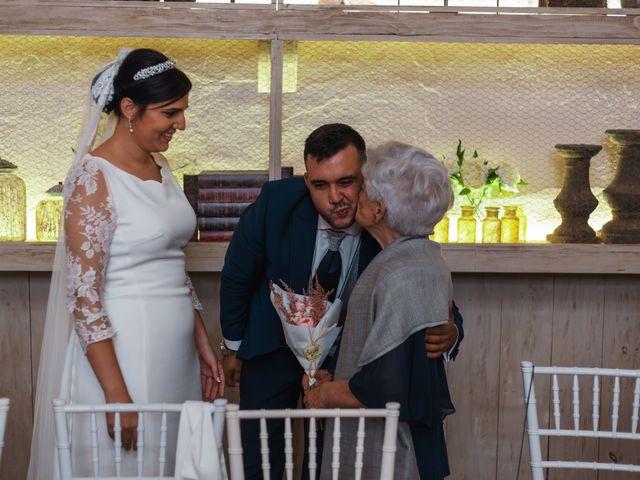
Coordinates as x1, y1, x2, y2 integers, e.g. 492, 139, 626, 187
304, 123, 366, 165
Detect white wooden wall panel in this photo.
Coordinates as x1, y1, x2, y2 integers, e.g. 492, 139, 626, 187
0, 273, 32, 480
495, 275, 554, 480
2, 272, 640, 480
597, 276, 640, 480
446, 274, 503, 480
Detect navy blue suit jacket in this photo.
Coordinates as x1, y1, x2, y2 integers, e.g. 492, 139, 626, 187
220, 177, 380, 360
220, 176, 464, 361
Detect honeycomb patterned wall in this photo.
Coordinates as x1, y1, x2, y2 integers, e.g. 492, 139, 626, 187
0, 35, 269, 239
1, 36, 639, 241
281, 41, 640, 241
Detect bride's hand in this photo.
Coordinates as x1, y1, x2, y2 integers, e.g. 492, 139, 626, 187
104, 390, 138, 451
198, 344, 225, 400
85, 340, 138, 451
194, 312, 225, 400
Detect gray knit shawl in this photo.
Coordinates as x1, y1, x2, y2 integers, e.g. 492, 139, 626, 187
356, 236, 451, 367
319, 236, 452, 480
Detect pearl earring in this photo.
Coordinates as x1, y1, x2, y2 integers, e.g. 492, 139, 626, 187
127, 117, 134, 134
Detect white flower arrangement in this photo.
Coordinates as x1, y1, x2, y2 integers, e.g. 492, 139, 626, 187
460, 159, 489, 189
445, 140, 526, 217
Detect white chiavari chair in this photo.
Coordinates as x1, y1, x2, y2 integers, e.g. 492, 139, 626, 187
225, 402, 400, 480
53, 398, 227, 480
521, 361, 640, 479
0, 398, 9, 466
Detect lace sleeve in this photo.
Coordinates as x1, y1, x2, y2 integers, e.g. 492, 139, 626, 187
64, 159, 117, 352
185, 274, 203, 312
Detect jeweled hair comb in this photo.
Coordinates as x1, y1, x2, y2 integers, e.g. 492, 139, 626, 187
133, 59, 176, 81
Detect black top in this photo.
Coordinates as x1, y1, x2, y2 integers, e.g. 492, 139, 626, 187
349, 329, 455, 480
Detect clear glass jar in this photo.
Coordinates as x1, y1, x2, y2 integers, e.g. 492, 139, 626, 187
457, 205, 477, 243
0, 158, 26, 242
36, 182, 63, 241
429, 214, 450, 243
500, 205, 520, 243
482, 206, 501, 243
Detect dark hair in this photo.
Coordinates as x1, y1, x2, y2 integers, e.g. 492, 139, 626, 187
303, 123, 366, 164
96, 48, 192, 116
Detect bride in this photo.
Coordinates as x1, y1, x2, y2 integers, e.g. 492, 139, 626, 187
28, 48, 224, 478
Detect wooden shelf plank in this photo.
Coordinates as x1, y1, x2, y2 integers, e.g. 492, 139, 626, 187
1, 2, 640, 44
1, 242, 639, 274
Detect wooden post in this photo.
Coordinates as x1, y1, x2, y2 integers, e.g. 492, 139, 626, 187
269, 39, 283, 181
379, 402, 400, 480
52, 399, 72, 480
521, 362, 544, 480
226, 404, 245, 480
213, 398, 228, 465
0, 398, 8, 464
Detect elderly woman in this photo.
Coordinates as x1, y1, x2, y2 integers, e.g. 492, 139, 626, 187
303, 141, 455, 480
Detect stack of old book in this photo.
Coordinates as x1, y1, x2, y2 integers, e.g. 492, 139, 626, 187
184, 167, 294, 242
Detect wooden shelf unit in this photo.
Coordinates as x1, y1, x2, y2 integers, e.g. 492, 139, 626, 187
2, 2, 640, 45
1, 241, 639, 273
2, 8, 640, 480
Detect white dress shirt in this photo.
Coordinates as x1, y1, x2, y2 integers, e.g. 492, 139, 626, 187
223, 215, 361, 351
309, 215, 361, 296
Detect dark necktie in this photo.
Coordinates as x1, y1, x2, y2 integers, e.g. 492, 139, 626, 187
315, 230, 346, 302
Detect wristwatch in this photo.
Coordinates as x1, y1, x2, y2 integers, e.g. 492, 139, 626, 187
219, 341, 237, 357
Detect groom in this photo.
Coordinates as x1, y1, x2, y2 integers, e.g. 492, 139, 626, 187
219, 123, 464, 479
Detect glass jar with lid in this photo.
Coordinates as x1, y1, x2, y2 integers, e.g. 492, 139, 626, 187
516, 205, 527, 243
0, 157, 27, 242
481, 206, 501, 243
500, 205, 520, 243
429, 214, 450, 243
36, 182, 64, 241
457, 205, 477, 243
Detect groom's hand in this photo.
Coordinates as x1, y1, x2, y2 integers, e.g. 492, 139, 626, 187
424, 302, 458, 359
222, 353, 242, 387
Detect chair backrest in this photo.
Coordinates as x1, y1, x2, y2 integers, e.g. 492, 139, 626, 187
53, 398, 227, 480
521, 361, 640, 479
225, 402, 400, 480
0, 398, 9, 466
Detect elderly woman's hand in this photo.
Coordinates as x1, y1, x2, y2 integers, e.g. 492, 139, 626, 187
302, 370, 334, 390
303, 382, 330, 409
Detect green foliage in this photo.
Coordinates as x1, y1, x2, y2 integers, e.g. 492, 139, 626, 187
444, 140, 525, 218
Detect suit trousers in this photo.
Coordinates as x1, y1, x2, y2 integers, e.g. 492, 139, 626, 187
240, 348, 305, 480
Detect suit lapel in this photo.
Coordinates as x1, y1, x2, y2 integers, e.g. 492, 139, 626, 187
289, 195, 318, 292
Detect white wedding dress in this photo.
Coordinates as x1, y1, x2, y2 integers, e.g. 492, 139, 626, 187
60, 153, 201, 476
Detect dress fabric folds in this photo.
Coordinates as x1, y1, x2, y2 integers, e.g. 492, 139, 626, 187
59, 154, 201, 477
